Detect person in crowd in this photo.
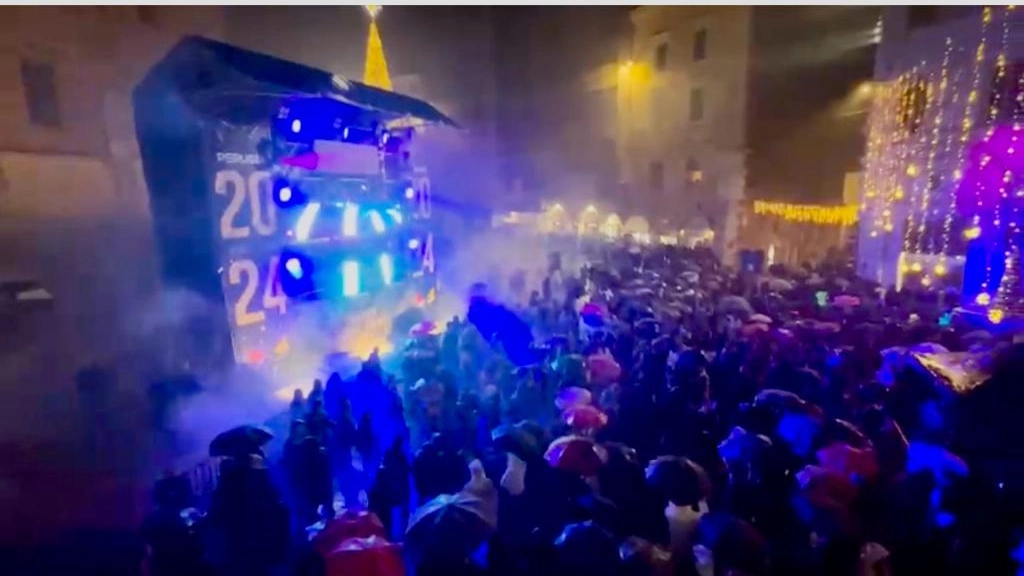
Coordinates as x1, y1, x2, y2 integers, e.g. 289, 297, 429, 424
151, 241, 1024, 576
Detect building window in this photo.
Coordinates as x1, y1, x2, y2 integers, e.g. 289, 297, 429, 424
20, 60, 60, 128
137, 6, 157, 25
686, 157, 703, 183
654, 42, 668, 71
649, 161, 665, 192
693, 28, 708, 61
689, 87, 704, 122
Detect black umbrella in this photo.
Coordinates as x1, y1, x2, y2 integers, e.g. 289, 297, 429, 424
645, 456, 712, 507
208, 424, 274, 457
492, 421, 543, 461
405, 465, 498, 564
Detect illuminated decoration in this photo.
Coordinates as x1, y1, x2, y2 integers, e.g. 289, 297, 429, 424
285, 257, 304, 279
752, 201, 858, 226
379, 253, 394, 285
342, 203, 360, 237
362, 5, 392, 91
341, 260, 360, 296
295, 202, 321, 242
368, 210, 386, 233
386, 207, 403, 224
859, 7, 1015, 288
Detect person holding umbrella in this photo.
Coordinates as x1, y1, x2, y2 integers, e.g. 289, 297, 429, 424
205, 425, 290, 576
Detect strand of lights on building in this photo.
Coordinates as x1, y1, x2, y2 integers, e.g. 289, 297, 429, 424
752, 201, 858, 226
900, 71, 927, 256
939, 7, 991, 270
979, 6, 1011, 300
993, 5, 1024, 316
911, 38, 954, 269
883, 73, 913, 238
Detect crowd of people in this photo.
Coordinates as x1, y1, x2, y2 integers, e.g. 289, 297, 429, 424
141, 242, 1024, 576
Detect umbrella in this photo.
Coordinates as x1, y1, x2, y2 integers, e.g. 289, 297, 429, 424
718, 295, 753, 315
795, 465, 859, 509
545, 435, 607, 477
816, 442, 880, 483
619, 537, 673, 576
554, 355, 588, 385
555, 386, 593, 410
587, 352, 622, 385
313, 510, 387, 555
825, 418, 870, 448
833, 294, 861, 308
645, 456, 712, 507
208, 424, 274, 458
408, 320, 440, 338
693, 513, 769, 576
753, 388, 805, 409
554, 521, 622, 576
491, 422, 542, 460
740, 322, 770, 337
717, 426, 773, 466
323, 536, 404, 576
405, 463, 498, 563
562, 404, 609, 433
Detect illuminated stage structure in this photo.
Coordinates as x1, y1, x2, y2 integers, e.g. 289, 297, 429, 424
134, 36, 455, 370
858, 7, 1024, 320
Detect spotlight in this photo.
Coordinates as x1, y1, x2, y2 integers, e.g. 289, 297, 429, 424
278, 251, 316, 299
291, 119, 302, 133
405, 186, 416, 200
285, 257, 304, 279
408, 238, 421, 250
273, 178, 305, 208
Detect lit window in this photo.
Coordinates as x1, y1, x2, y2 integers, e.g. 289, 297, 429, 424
20, 60, 60, 128
689, 87, 704, 122
693, 28, 707, 61
654, 42, 668, 71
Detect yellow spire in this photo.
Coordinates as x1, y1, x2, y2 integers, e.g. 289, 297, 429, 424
362, 5, 392, 91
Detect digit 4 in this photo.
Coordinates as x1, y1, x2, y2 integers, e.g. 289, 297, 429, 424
263, 255, 287, 314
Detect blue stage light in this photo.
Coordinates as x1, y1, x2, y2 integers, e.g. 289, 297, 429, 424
273, 178, 305, 208
405, 186, 416, 200
408, 238, 421, 250
285, 257, 304, 279
278, 251, 316, 299
291, 119, 302, 133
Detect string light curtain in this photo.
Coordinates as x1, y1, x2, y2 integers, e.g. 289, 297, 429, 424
859, 6, 1010, 286
752, 201, 859, 226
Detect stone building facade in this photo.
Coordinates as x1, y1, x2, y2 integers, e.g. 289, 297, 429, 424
0, 6, 224, 442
